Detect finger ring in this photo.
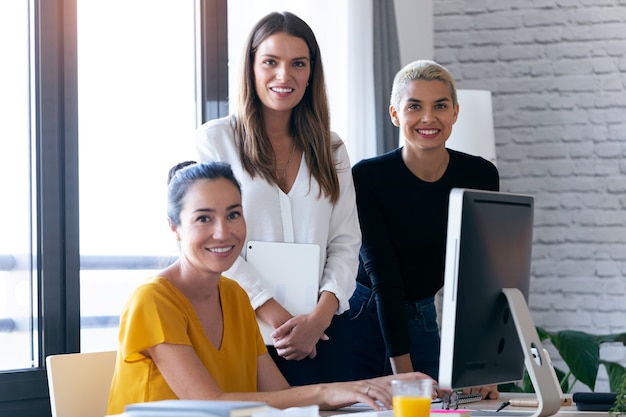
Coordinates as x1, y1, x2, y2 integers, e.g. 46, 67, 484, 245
365, 386, 370, 395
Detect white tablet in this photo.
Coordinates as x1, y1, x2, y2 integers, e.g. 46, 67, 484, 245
245, 241, 321, 345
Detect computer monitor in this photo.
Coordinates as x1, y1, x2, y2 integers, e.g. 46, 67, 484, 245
439, 188, 563, 417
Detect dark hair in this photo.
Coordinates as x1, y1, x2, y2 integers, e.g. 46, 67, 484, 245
167, 161, 242, 226
167, 160, 198, 185
233, 11, 340, 203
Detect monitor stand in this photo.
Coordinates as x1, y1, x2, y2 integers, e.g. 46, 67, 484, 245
502, 288, 565, 417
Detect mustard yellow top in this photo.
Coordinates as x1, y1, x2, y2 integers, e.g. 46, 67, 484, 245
107, 276, 267, 415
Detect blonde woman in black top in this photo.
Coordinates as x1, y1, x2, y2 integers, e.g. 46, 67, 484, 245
348, 60, 499, 399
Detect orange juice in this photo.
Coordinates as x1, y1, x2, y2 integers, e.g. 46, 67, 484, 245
392, 395, 431, 417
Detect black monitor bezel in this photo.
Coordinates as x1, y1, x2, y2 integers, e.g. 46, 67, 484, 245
439, 188, 535, 390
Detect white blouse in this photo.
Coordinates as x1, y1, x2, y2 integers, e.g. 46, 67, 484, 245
194, 116, 360, 314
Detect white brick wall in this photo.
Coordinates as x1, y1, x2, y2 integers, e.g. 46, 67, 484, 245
433, 0, 626, 391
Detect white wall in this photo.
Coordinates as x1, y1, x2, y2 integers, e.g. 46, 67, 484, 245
395, 0, 434, 64
433, 0, 626, 392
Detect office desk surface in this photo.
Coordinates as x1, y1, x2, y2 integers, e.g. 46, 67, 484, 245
325, 393, 610, 417
462, 397, 607, 416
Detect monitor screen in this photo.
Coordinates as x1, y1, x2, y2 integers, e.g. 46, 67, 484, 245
439, 188, 534, 390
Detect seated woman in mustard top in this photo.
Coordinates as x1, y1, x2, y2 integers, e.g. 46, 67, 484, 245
106, 161, 434, 415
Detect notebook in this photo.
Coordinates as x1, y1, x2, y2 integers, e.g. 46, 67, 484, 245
245, 241, 320, 345
124, 399, 271, 417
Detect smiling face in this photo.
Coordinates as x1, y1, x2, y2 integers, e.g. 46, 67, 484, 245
390, 79, 459, 153
253, 32, 311, 115
173, 178, 246, 278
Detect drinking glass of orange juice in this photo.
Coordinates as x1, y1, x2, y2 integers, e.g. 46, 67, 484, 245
392, 379, 433, 417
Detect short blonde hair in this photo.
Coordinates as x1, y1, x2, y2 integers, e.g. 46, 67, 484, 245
390, 60, 458, 110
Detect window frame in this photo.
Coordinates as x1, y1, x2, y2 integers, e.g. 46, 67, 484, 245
0, 0, 227, 415
0, 0, 79, 415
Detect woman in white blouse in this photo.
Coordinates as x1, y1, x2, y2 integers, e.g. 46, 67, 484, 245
194, 11, 360, 385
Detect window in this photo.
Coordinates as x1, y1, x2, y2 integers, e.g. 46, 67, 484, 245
0, 0, 34, 371
0, 1, 364, 414
0, 0, 80, 413
0, 1, 227, 415
76, 0, 197, 353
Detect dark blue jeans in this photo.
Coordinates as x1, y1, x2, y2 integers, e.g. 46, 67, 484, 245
267, 311, 353, 385
346, 282, 441, 380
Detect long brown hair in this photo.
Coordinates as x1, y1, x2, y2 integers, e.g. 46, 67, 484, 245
232, 11, 340, 203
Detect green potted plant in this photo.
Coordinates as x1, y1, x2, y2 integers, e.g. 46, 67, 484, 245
610, 373, 626, 415
500, 328, 626, 394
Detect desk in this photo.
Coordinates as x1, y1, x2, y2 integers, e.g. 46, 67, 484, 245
461, 395, 607, 417
325, 394, 610, 417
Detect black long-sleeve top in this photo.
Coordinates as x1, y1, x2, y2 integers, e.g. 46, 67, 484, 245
352, 148, 500, 358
